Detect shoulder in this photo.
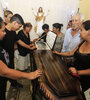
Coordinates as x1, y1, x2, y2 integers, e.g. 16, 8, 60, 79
41, 32, 46, 36
48, 31, 56, 36
64, 28, 72, 38
18, 30, 23, 35
5, 28, 10, 34
11, 31, 17, 36
79, 40, 85, 47
66, 28, 72, 34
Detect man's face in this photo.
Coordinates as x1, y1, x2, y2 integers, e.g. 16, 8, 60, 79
0, 23, 6, 40
5, 14, 13, 24
72, 16, 81, 30
12, 21, 22, 31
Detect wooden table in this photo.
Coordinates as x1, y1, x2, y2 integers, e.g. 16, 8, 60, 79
31, 50, 83, 100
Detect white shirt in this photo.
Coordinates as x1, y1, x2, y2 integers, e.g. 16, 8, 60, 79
46, 31, 56, 49
61, 28, 81, 52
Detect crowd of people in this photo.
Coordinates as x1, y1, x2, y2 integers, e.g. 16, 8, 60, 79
0, 11, 42, 100
0, 9, 90, 100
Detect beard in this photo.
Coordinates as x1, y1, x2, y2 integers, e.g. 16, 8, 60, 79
72, 25, 78, 31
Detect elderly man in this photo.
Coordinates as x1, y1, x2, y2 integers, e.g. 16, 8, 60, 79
61, 13, 84, 52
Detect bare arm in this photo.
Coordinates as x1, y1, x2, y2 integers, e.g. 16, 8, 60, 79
0, 61, 42, 80
53, 45, 79, 57
17, 40, 36, 50
69, 67, 90, 76
78, 69, 90, 75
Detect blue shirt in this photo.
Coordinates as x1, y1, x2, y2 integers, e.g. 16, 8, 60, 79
61, 28, 81, 52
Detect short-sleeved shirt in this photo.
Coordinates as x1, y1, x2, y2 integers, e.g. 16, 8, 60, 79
17, 30, 30, 56
61, 28, 81, 52
0, 46, 9, 66
0, 28, 19, 68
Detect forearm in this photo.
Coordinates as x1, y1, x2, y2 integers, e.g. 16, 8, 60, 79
0, 61, 29, 79
17, 40, 30, 49
57, 51, 73, 56
2, 67, 29, 80
78, 69, 90, 76
0, 61, 42, 80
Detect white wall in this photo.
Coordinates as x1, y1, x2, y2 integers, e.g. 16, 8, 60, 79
1, 0, 79, 40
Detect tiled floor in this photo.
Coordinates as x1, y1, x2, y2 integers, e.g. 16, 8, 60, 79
6, 69, 32, 100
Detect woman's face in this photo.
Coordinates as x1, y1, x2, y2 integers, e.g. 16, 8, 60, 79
80, 25, 89, 40
53, 27, 57, 33
53, 27, 59, 34
25, 27, 32, 33
5, 14, 13, 24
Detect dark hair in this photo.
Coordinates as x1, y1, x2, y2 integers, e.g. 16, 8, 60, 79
4, 10, 13, 17
69, 20, 72, 23
38, 7, 43, 13
23, 23, 32, 29
0, 17, 4, 29
42, 24, 49, 30
53, 23, 63, 31
82, 20, 90, 31
10, 14, 24, 25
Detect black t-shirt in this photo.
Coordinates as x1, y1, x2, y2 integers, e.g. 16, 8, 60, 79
0, 28, 19, 68
17, 30, 30, 56
0, 46, 9, 66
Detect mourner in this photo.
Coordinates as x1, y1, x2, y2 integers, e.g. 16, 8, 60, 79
53, 20, 90, 93
0, 16, 41, 100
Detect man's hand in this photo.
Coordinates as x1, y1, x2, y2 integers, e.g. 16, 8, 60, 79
28, 69, 42, 80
